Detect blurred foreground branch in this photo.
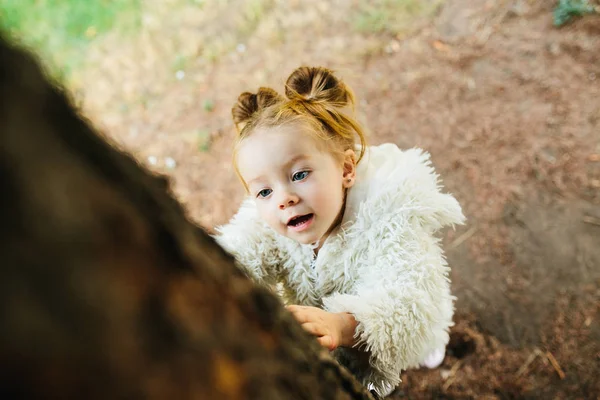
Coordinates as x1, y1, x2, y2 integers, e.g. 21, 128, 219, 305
0, 35, 373, 400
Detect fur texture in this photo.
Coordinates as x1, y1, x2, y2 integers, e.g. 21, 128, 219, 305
215, 144, 465, 395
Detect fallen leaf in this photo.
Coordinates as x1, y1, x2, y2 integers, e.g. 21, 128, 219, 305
432, 40, 450, 52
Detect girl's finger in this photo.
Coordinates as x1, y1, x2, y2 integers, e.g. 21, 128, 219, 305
286, 305, 309, 312
288, 309, 312, 324
318, 335, 335, 351
300, 322, 328, 337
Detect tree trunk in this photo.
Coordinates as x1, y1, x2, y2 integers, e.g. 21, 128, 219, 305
0, 35, 374, 400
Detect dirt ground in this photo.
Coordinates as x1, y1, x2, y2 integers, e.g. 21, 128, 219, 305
74, 0, 599, 398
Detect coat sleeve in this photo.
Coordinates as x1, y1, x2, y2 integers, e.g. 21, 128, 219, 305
213, 198, 283, 287
323, 148, 465, 395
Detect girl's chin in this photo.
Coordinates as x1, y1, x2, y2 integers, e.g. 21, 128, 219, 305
289, 232, 323, 247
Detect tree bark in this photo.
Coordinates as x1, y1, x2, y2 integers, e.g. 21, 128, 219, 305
0, 35, 374, 400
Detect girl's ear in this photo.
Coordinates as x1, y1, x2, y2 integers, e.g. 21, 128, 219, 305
342, 149, 357, 188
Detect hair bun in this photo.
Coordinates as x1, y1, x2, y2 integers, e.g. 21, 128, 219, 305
285, 66, 351, 106
232, 87, 281, 126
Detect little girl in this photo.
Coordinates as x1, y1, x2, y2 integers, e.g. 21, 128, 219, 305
215, 66, 464, 397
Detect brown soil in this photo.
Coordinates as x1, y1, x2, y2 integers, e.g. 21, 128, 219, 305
75, 0, 600, 398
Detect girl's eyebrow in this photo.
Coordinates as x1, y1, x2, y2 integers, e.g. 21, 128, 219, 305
247, 154, 310, 186
247, 176, 264, 186
285, 154, 309, 169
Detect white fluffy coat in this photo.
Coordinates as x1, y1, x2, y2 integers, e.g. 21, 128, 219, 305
214, 143, 465, 395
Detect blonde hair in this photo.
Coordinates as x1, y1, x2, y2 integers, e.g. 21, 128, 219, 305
231, 67, 367, 187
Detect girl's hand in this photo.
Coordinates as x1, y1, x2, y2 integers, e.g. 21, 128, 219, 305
286, 305, 358, 351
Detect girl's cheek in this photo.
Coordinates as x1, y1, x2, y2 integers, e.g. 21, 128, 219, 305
257, 204, 271, 220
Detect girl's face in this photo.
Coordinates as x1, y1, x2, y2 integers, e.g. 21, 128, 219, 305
236, 124, 356, 248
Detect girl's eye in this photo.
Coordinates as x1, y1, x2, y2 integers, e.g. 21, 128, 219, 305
292, 171, 309, 182
257, 188, 272, 198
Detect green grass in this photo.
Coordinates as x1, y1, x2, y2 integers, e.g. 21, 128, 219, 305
0, 0, 141, 79
238, 0, 272, 36
197, 0, 273, 64
553, 0, 596, 26
353, 0, 442, 35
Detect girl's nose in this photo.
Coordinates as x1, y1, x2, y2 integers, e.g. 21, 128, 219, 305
279, 193, 299, 210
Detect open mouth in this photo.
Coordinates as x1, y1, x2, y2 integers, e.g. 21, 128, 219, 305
287, 214, 314, 230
